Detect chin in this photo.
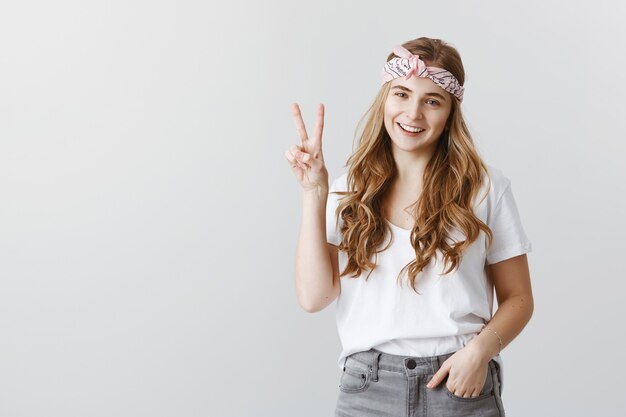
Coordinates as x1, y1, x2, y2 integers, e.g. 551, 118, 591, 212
391, 135, 440, 153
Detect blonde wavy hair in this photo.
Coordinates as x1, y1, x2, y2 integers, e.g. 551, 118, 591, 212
333, 37, 494, 294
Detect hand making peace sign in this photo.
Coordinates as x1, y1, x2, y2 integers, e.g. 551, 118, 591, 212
284, 103, 329, 193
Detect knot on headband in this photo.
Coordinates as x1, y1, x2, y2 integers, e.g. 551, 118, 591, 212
381, 45, 464, 102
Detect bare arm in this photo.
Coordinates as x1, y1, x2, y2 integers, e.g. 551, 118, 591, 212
294, 188, 340, 312
468, 254, 534, 360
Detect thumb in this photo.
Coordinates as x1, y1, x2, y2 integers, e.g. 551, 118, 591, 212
427, 362, 450, 389
297, 150, 324, 171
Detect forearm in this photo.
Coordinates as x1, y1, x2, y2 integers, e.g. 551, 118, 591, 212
294, 187, 333, 312
467, 294, 534, 362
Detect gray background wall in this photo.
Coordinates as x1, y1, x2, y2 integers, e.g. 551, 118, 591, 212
1, 0, 624, 416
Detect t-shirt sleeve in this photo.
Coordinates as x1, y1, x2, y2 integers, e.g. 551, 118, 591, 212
486, 181, 533, 265
325, 177, 344, 246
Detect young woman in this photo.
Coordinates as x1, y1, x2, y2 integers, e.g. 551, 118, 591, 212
285, 37, 533, 417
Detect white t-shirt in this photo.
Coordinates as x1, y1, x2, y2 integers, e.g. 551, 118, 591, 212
326, 164, 532, 389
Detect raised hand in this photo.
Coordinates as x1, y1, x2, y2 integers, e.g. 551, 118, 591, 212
284, 103, 329, 193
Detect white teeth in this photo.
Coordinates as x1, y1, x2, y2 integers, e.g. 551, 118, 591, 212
399, 123, 424, 133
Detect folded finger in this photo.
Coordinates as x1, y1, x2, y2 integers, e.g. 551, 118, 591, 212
285, 150, 309, 170
290, 144, 311, 162
284, 150, 298, 167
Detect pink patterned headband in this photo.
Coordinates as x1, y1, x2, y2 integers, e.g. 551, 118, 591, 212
381, 45, 464, 102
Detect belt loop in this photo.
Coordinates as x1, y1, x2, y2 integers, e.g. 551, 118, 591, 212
370, 350, 382, 382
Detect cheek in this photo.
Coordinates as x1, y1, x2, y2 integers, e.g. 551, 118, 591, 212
383, 117, 393, 135
383, 106, 394, 125
384, 102, 401, 121
431, 112, 450, 129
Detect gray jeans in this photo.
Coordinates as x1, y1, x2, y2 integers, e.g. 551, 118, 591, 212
335, 348, 505, 417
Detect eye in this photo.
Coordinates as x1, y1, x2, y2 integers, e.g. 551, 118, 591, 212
394, 92, 407, 98
427, 99, 440, 105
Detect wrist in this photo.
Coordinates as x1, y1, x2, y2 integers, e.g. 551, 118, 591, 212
467, 327, 501, 362
303, 185, 328, 199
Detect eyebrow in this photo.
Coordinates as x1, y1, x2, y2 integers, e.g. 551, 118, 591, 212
391, 85, 447, 101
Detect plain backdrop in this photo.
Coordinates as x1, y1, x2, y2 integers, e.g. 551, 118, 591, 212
1, 0, 625, 416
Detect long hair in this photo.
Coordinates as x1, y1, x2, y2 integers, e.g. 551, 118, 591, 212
333, 37, 494, 294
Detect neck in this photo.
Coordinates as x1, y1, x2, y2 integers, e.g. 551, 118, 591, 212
391, 146, 436, 187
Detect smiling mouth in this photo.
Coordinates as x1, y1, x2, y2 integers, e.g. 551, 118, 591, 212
397, 122, 426, 134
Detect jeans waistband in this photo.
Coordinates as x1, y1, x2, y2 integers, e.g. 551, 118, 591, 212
345, 348, 458, 381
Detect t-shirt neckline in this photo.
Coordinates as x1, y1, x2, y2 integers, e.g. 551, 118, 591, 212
385, 219, 412, 232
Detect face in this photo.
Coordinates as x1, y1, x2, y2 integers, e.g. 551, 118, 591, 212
383, 76, 453, 157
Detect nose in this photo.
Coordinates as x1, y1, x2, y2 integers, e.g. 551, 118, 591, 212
405, 100, 423, 120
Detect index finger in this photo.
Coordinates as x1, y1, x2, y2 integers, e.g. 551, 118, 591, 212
291, 103, 309, 146
311, 103, 325, 157
427, 362, 450, 389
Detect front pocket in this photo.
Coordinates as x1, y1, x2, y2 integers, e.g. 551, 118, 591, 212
443, 361, 494, 402
339, 357, 371, 393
